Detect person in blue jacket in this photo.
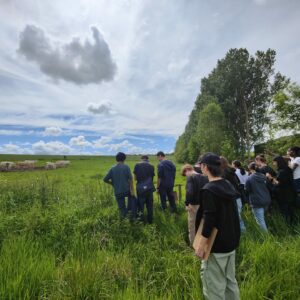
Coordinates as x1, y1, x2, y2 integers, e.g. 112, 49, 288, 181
103, 152, 136, 220
245, 163, 271, 232
156, 151, 177, 213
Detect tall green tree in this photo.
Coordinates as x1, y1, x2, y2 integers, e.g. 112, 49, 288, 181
175, 48, 289, 161
197, 102, 226, 155
202, 49, 288, 158
271, 83, 300, 133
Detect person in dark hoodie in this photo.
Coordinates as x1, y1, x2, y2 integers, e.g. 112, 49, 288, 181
266, 156, 295, 224
220, 157, 246, 232
134, 155, 155, 224
156, 151, 177, 213
245, 163, 271, 232
181, 164, 208, 245
195, 153, 240, 300
255, 154, 276, 201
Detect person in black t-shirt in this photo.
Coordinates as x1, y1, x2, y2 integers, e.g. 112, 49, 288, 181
133, 155, 155, 223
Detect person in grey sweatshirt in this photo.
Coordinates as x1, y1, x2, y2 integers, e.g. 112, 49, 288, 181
245, 163, 271, 232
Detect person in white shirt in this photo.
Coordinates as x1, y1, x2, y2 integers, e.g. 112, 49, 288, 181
232, 160, 249, 185
287, 147, 300, 200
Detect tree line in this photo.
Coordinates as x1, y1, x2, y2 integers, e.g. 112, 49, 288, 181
175, 48, 300, 162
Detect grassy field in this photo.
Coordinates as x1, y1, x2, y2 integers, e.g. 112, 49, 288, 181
0, 155, 299, 299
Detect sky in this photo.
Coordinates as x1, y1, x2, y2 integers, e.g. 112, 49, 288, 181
0, 0, 299, 155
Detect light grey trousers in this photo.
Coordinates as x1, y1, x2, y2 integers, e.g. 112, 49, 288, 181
200, 250, 240, 300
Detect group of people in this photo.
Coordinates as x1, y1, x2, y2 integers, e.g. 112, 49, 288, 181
182, 147, 300, 242
103, 151, 176, 223
182, 148, 299, 300
103, 147, 300, 300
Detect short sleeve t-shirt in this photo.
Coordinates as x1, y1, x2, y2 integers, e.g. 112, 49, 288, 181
291, 157, 300, 179
103, 163, 132, 196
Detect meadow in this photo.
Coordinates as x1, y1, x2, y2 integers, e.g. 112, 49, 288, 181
0, 154, 299, 299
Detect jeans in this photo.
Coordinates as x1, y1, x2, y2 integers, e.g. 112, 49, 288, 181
236, 198, 246, 232
252, 207, 268, 232
137, 191, 153, 223
159, 186, 177, 213
115, 192, 137, 220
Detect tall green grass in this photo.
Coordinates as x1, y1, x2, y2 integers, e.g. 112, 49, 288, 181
0, 156, 299, 299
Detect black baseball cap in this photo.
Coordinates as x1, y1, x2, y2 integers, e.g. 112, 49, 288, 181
198, 153, 221, 166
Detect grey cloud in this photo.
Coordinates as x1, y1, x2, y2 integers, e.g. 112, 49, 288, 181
18, 25, 117, 85
87, 102, 112, 115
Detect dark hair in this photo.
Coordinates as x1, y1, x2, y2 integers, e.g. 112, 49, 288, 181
141, 155, 149, 160
289, 146, 300, 157
206, 164, 222, 177
156, 151, 165, 157
248, 162, 258, 172
116, 152, 126, 162
232, 160, 246, 175
273, 156, 288, 170
255, 154, 267, 163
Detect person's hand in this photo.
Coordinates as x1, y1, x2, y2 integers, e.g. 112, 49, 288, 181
195, 236, 208, 260
266, 172, 272, 179
186, 205, 195, 212
195, 245, 205, 259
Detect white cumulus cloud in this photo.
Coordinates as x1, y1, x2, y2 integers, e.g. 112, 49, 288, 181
32, 140, 72, 154
18, 25, 117, 85
69, 135, 91, 147
43, 126, 63, 136
0, 143, 32, 154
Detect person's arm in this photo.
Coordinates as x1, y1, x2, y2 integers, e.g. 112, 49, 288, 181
195, 191, 216, 259
185, 176, 194, 207
127, 167, 135, 196
201, 191, 217, 238
152, 165, 155, 180
103, 169, 113, 185
157, 164, 163, 190
245, 177, 251, 193
129, 178, 135, 196
157, 178, 161, 192
173, 164, 176, 182
276, 170, 289, 187
133, 165, 137, 182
